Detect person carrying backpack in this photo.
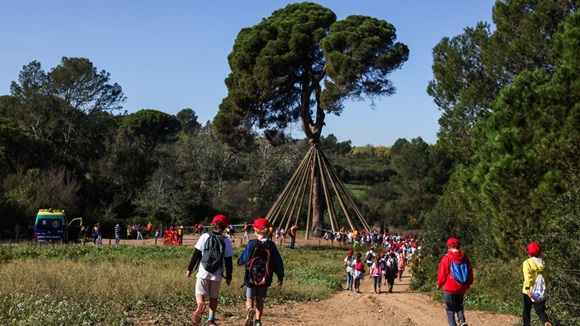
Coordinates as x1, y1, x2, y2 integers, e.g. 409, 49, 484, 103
353, 252, 365, 293
186, 214, 234, 326
344, 249, 355, 291
436, 238, 474, 326
237, 218, 284, 326
385, 252, 398, 293
522, 242, 552, 326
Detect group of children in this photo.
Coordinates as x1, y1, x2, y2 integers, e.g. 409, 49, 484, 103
344, 246, 406, 294
186, 215, 284, 326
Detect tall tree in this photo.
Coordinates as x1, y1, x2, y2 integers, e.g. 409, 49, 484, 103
459, 11, 580, 256
428, 0, 578, 164
9, 57, 125, 168
214, 2, 408, 234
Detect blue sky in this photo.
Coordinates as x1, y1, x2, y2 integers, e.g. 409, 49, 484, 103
0, 0, 497, 147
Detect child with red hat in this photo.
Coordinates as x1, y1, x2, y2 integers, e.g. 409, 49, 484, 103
186, 214, 234, 325
237, 218, 284, 326
522, 242, 552, 326
344, 249, 355, 291
436, 237, 474, 326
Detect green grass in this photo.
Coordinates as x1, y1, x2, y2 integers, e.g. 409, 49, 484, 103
0, 243, 345, 325
344, 183, 370, 198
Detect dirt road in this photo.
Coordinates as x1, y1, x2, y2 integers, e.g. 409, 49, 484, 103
121, 235, 519, 326
220, 273, 519, 326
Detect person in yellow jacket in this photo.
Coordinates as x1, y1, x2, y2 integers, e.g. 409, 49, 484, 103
522, 242, 552, 326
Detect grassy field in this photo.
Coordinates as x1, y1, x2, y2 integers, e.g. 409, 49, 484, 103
0, 243, 345, 325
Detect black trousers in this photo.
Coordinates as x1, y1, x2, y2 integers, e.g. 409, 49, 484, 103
522, 293, 549, 326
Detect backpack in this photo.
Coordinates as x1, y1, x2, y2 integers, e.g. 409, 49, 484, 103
200, 233, 225, 273
389, 259, 399, 275
531, 273, 546, 302
446, 254, 469, 285
366, 251, 374, 262
245, 240, 274, 287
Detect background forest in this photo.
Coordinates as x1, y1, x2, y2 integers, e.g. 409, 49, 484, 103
0, 1, 579, 324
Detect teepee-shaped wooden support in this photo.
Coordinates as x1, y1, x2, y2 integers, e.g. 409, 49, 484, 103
266, 147, 372, 239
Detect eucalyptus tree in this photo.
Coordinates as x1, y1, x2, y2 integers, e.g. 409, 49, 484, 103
214, 2, 408, 234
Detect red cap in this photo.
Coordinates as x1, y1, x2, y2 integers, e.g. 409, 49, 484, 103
527, 242, 541, 256
347, 249, 354, 255
370, 246, 375, 250
253, 218, 270, 230
379, 253, 385, 258
212, 214, 229, 227
446, 238, 459, 247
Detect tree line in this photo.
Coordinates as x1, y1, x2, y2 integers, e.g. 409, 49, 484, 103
0, 57, 444, 235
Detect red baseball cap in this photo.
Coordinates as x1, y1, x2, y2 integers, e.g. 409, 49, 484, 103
527, 242, 541, 256
253, 218, 270, 230
212, 214, 229, 227
347, 249, 354, 255
379, 253, 385, 258
446, 238, 459, 247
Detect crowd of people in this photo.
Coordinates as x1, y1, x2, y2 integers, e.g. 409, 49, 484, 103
342, 230, 421, 294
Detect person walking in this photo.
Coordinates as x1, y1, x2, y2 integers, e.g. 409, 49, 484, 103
237, 218, 284, 326
114, 223, 121, 245
522, 242, 552, 326
242, 222, 250, 243
186, 214, 234, 325
436, 238, 474, 326
289, 224, 297, 249
353, 252, 365, 293
371, 255, 383, 294
343, 249, 355, 291
385, 252, 398, 293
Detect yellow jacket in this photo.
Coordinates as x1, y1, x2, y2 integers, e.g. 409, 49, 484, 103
522, 257, 550, 294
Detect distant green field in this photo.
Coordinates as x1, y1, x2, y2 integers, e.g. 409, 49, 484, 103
344, 183, 370, 198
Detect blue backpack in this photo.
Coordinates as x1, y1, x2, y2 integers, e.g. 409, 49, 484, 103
445, 254, 469, 284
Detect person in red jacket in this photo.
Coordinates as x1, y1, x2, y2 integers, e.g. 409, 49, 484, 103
437, 238, 474, 326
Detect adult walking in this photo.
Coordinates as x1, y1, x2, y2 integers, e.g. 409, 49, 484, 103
289, 224, 297, 249
114, 223, 121, 245
436, 238, 474, 326
522, 242, 552, 326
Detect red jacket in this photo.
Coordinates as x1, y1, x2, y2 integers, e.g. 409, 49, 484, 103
437, 249, 474, 294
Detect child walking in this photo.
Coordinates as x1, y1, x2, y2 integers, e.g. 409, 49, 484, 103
237, 218, 284, 326
343, 249, 355, 291
353, 252, 365, 293
186, 214, 234, 325
371, 255, 383, 293
522, 242, 552, 326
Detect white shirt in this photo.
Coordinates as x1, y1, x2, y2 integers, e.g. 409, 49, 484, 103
194, 232, 234, 281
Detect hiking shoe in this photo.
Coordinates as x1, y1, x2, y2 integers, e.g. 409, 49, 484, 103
207, 320, 216, 325
245, 308, 255, 326
254, 321, 262, 326
460, 323, 468, 326
192, 302, 206, 325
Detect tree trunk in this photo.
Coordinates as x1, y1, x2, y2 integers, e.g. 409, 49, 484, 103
309, 140, 324, 237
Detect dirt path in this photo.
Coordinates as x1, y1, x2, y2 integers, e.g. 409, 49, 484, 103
120, 235, 519, 326
220, 273, 519, 326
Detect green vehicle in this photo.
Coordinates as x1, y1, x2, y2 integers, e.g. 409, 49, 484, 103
33, 209, 81, 243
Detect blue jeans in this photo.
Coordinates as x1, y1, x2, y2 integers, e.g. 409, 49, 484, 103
290, 236, 295, 249
346, 272, 354, 290
373, 275, 382, 292
444, 291, 466, 326
115, 235, 121, 244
